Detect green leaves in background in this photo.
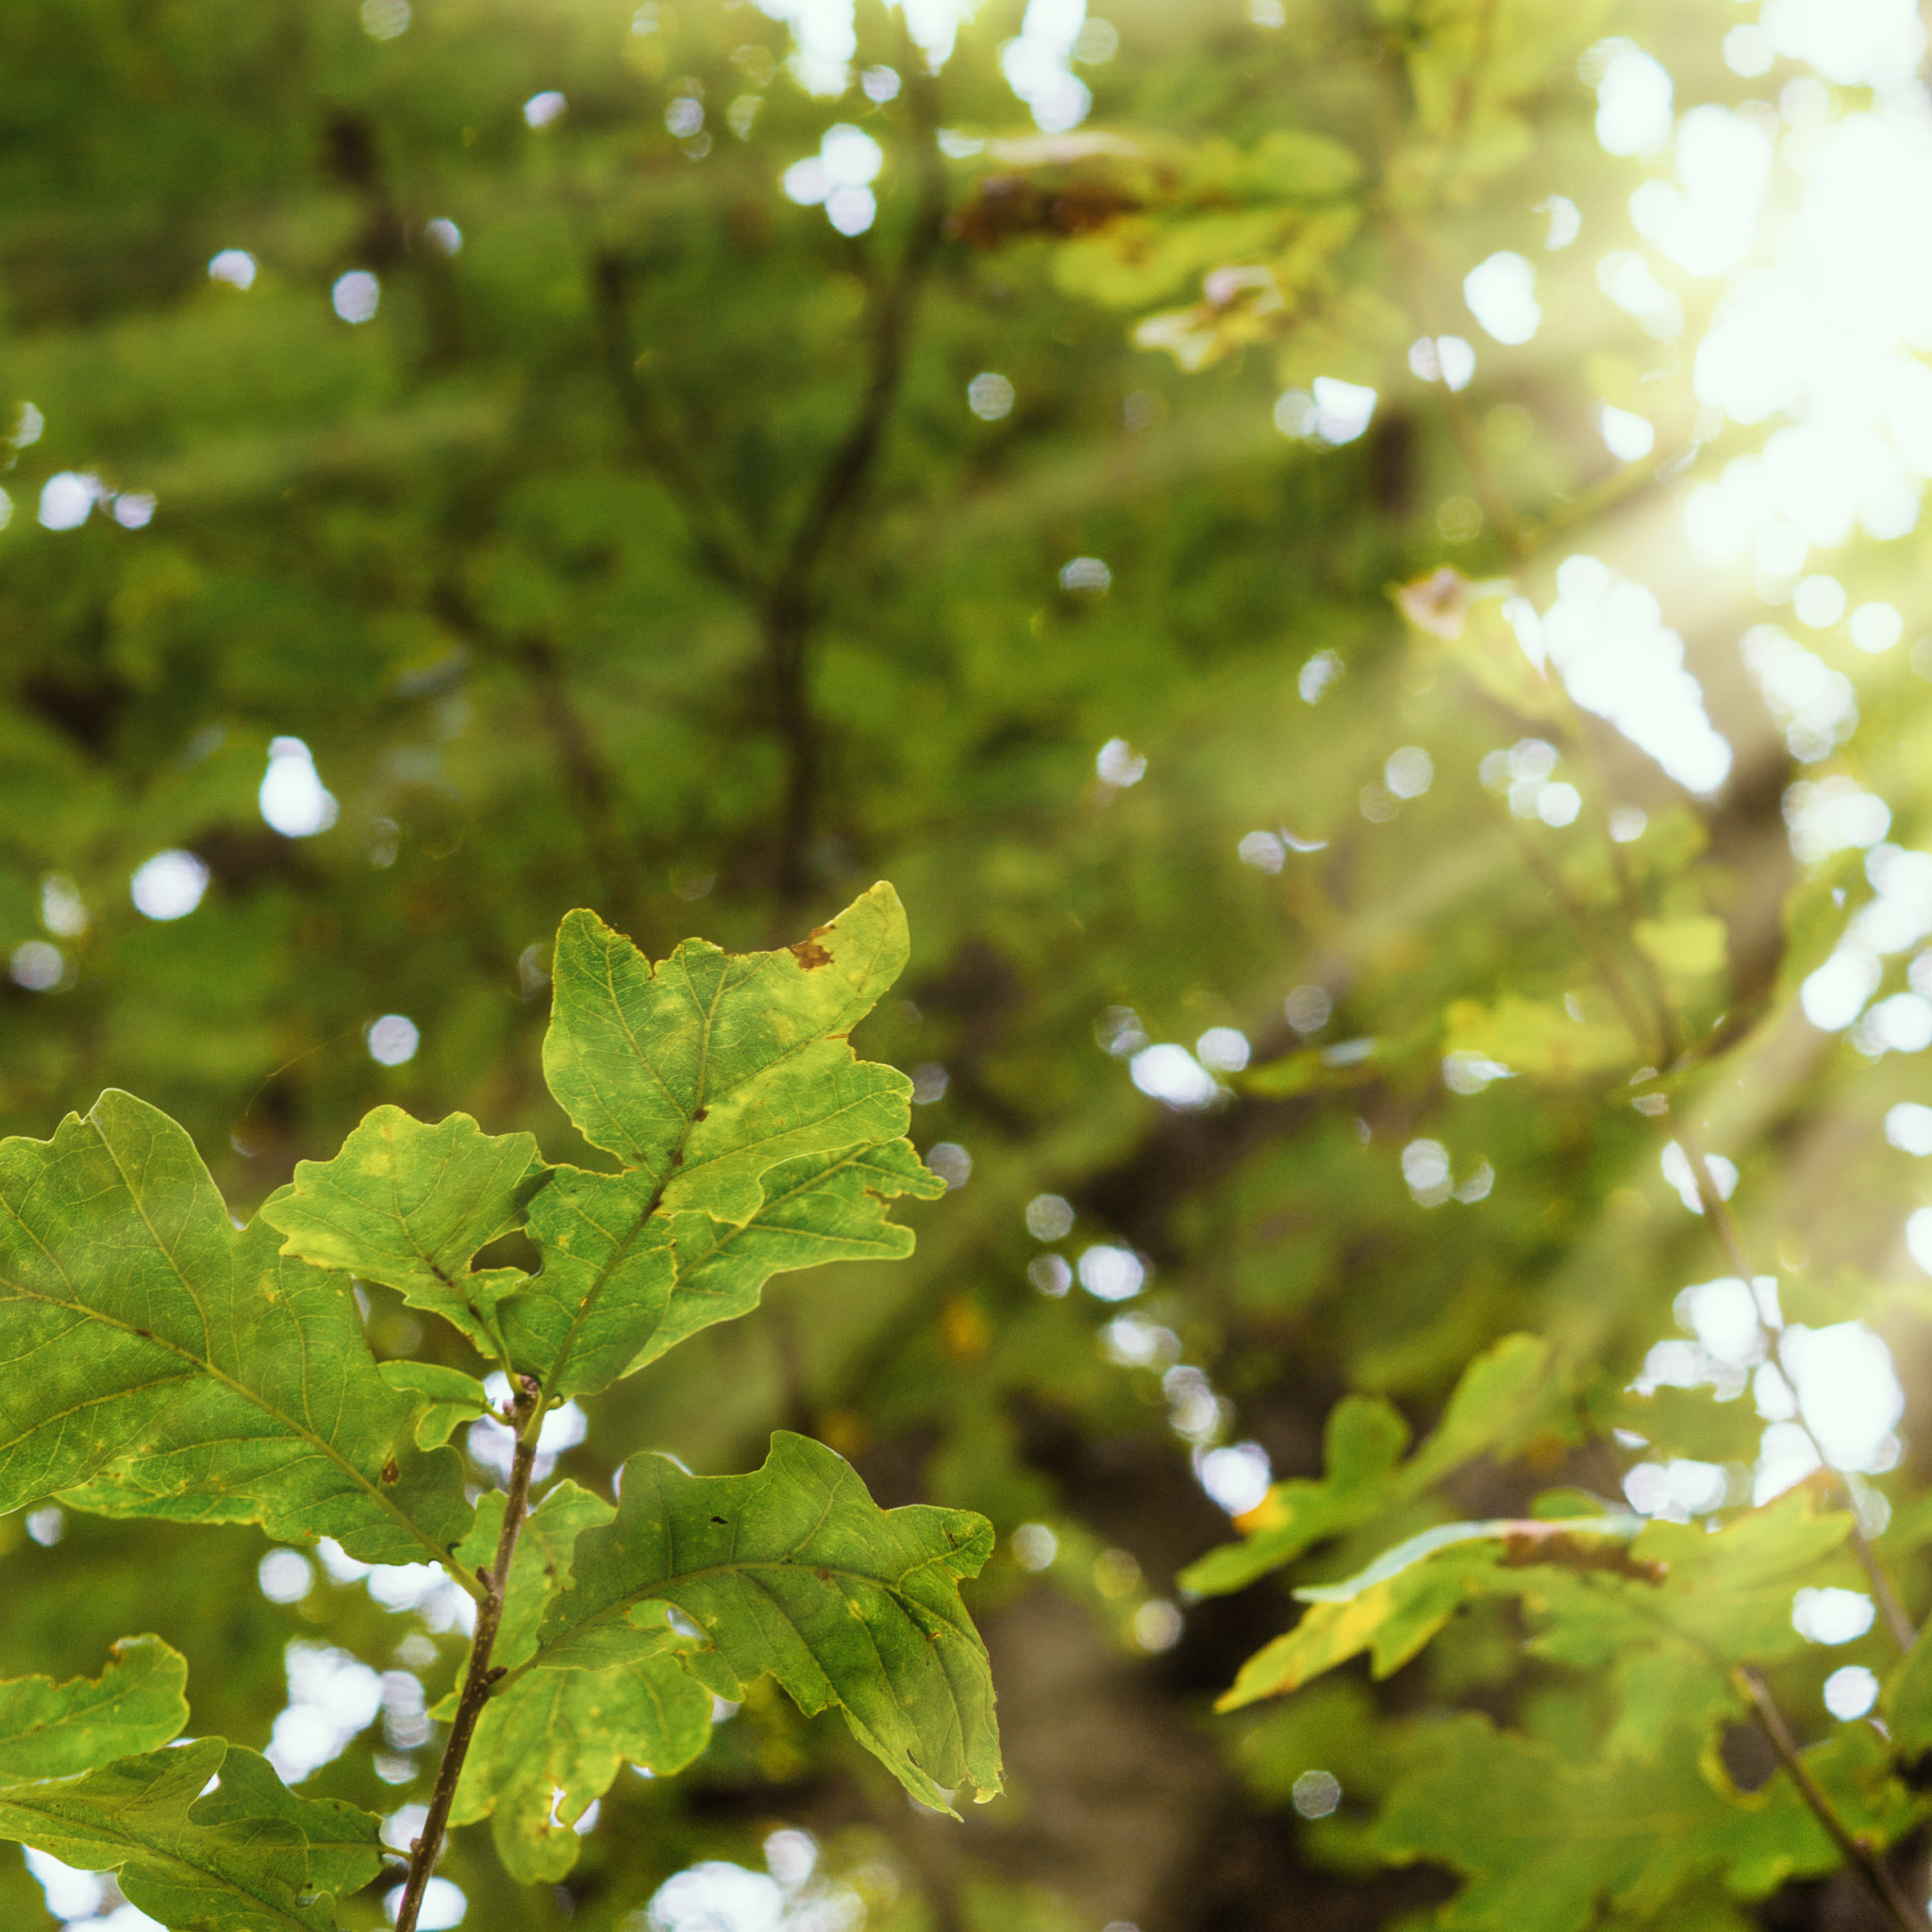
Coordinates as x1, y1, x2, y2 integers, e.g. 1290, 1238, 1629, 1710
531, 1432, 1002, 1816
512, 884, 942, 1395
0, 1090, 472, 1564
1217, 1482, 1857, 1709
261, 1105, 544, 1359
0, 1636, 188, 1782
1375, 1710, 1900, 1932
1183, 1334, 1567, 1598
0, 1739, 381, 1932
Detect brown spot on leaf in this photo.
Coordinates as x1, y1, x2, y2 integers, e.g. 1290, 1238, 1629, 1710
380, 1457, 401, 1483
790, 927, 835, 970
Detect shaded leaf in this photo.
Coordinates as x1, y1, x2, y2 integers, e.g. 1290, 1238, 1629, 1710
0, 1090, 472, 1564
530, 1431, 1002, 1813
1374, 1710, 1907, 1932
0, 1737, 381, 1932
0, 1636, 188, 1782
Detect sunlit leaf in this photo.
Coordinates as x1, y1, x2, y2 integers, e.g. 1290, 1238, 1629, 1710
260, 1105, 544, 1357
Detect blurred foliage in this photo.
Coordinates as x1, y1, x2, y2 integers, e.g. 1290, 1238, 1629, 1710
8, 0, 1932, 1926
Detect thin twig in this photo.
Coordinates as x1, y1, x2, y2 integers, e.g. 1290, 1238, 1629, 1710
1736, 1667, 1930, 1932
392, 1376, 543, 1932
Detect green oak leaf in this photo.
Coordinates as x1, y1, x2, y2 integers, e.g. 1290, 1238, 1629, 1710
511, 887, 941, 1397
442, 1482, 712, 1883
259, 1105, 544, 1357
542, 882, 909, 1180
1374, 1710, 1910, 1932
503, 1171, 677, 1399
0, 1737, 382, 1932
0, 1090, 472, 1566
527, 1431, 1002, 1814
653, 1141, 945, 1367
376, 1361, 493, 1450
0, 1637, 189, 1781
1184, 1334, 1564, 1598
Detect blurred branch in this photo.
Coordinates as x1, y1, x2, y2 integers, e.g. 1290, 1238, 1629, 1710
1736, 1667, 1930, 1932
591, 254, 765, 597
434, 584, 654, 945
760, 51, 950, 902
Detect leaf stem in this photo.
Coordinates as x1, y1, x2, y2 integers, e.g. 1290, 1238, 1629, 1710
392, 1374, 542, 1932
1735, 1666, 1930, 1932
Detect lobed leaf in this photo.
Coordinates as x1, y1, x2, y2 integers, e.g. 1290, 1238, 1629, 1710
514, 886, 941, 1397
443, 1482, 712, 1882
1218, 1484, 1857, 1709
260, 1105, 544, 1357
0, 1090, 472, 1566
0, 1636, 189, 1782
1374, 1708, 1906, 1932
0, 1737, 382, 1932
526, 1432, 1002, 1814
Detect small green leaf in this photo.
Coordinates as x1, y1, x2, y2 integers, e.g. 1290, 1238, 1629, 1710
377, 1361, 492, 1450
261, 1105, 544, 1355
1184, 1335, 1564, 1598
503, 1171, 677, 1399
0, 1637, 189, 1782
0, 1737, 381, 1932
0, 1091, 472, 1566
445, 1481, 714, 1882
530, 1432, 1002, 1813
1179, 1395, 1407, 1597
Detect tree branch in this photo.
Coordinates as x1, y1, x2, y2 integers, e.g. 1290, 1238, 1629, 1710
431, 584, 653, 945
1736, 1666, 1930, 1932
758, 54, 949, 902
590, 252, 765, 597
392, 1376, 543, 1932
